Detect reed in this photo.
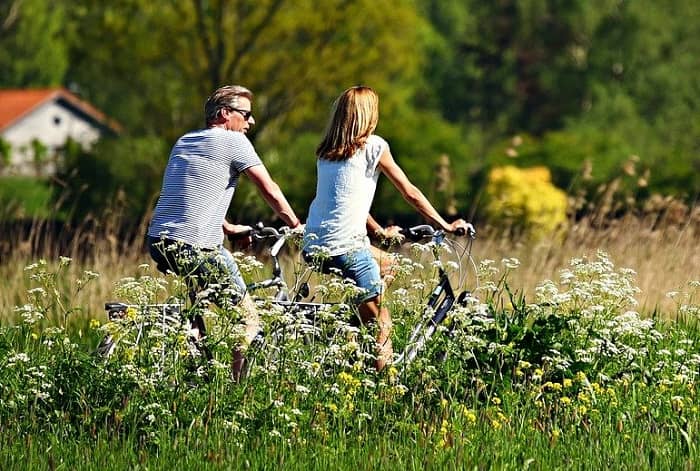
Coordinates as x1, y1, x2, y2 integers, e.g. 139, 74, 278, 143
0, 208, 150, 323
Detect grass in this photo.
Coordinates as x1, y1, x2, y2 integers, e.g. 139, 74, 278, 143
1, 214, 699, 469
1, 422, 695, 470
2, 212, 696, 323
473, 213, 699, 315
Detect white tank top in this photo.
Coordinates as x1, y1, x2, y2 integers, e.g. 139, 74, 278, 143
304, 134, 387, 256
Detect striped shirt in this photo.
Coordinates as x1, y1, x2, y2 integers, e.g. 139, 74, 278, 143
148, 127, 262, 249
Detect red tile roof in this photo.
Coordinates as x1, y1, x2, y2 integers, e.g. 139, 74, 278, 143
0, 88, 121, 133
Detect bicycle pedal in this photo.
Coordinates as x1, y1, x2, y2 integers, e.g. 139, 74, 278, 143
164, 304, 181, 316
95, 335, 116, 357
456, 291, 475, 306
107, 309, 127, 320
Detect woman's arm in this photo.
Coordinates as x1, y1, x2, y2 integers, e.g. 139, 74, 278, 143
378, 147, 469, 233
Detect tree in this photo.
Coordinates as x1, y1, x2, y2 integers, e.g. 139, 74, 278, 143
64, 0, 427, 143
0, 0, 68, 86
419, 0, 700, 197
58, 0, 450, 224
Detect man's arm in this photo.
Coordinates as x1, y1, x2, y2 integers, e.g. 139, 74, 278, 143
366, 214, 383, 239
244, 164, 302, 228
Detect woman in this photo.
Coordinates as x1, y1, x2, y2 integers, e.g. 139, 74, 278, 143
303, 86, 472, 371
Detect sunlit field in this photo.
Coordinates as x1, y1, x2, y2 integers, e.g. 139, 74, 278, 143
1, 216, 699, 469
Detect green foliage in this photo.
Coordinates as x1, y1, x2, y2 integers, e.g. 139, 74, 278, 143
0, 138, 10, 168
2, 248, 700, 467
0, 0, 68, 86
372, 109, 482, 223
2, 0, 699, 224
418, 0, 622, 134
64, 0, 428, 143
53, 137, 168, 221
0, 176, 53, 220
418, 0, 700, 198
236, 132, 320, 222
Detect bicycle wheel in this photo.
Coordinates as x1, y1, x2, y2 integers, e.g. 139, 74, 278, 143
96, 302, 207, 364
243, 299, 365, 378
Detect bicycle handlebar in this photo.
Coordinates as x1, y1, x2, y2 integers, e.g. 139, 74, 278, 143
399, 223, 476, 242
227, 223, 292, 243
230, 222, 476, 245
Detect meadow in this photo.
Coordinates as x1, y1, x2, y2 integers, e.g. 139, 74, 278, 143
1, 215, 699, 470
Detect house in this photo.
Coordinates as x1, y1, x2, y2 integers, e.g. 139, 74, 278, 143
0, 88, 121, 177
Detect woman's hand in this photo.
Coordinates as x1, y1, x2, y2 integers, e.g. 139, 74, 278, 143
373, 224, 405, 244
446, 219, 476, 237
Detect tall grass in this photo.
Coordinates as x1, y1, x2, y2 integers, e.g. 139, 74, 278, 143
0, 209, 150, 324
3, 208, 697, 324
481, 212, 699, 314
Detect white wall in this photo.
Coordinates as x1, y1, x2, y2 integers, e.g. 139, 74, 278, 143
1, 100, 103, 176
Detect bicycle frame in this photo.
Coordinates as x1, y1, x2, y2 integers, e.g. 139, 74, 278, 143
99, 302, 185, 363
393, 226, 476, 367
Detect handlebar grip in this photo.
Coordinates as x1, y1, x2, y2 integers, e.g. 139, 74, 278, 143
258, 227, 280, 236
455, 223, 477, 239
227, 228, 252, 242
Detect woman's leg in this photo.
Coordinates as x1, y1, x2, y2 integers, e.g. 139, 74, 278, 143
334, 248, 393, 371
369, 245, 397, 280
358, 296, 393, 371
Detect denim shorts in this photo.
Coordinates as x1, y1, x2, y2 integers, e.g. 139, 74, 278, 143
303, 247, 382, 304
148, 236, 246, 303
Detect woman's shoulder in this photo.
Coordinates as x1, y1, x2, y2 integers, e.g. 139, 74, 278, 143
367, 134, 388, 147
363, 134, 389, 168
365, 134, 389, 156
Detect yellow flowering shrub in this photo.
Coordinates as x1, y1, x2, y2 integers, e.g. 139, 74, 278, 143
484, 165, 568, 238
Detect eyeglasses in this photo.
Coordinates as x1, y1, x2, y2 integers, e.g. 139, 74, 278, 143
227, 107, 253, 120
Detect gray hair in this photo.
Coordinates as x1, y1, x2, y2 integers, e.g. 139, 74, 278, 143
204, 85, 253, 126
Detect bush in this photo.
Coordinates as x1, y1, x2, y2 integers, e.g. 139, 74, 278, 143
53, 137, 168, 224
0, 176, 53, 220
483, 165, 568, 238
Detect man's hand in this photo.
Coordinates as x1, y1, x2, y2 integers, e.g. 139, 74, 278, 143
224, 222, 254, 248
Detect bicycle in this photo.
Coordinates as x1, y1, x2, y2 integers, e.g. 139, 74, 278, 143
98, 223, 478, 372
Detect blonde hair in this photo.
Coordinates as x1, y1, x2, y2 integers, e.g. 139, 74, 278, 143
316, 86, 379, 161
204, 85, 253, 126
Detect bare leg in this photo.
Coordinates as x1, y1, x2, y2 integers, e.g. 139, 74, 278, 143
358, 295, 393, 371
370, 245, 398, 288
231, 294, 260, 381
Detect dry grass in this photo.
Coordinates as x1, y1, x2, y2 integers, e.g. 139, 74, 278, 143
2, 207, 699, 323
479, 214, 699, 316
0, 212, 151, 324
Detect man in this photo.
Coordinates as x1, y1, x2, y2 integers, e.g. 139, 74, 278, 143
147, 85, 302, 377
